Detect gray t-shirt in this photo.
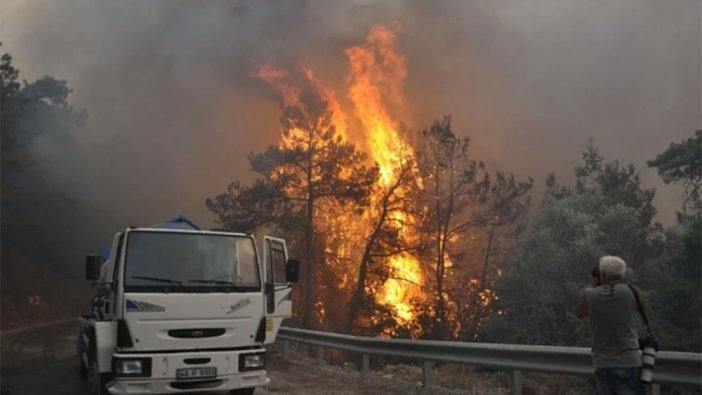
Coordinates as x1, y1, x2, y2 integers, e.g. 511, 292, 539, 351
585, 283, 641, 368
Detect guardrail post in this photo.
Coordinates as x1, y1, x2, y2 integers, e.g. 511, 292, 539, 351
422, 361, 432, 387
283, 340, 289, 361
511, 369, 523, 395
316, 346, 324, 366
278, 327, 702, 390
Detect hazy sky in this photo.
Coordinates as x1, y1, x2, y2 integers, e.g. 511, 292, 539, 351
3, 0, 700, 234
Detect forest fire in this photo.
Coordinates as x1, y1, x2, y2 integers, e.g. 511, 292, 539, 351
345, 26, 423, 323
250, 64, 348, 145
6, 11, 698, 395
254, 25, 425, 324
244, 24, 532, 339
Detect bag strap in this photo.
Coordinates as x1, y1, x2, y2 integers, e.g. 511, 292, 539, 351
627, 284, 653, 336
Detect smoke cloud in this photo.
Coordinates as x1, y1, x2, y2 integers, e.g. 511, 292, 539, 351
2, 0, 699, 274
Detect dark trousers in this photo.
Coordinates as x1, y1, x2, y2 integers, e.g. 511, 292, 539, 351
595, 367, 646, 395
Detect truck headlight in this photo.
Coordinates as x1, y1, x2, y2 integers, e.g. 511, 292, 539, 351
113, 357, 151, 377
119, 360, 142, 374
239, 352, 265, 371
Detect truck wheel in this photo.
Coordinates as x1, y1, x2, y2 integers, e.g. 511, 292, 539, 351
79, 358, 88, 381
230, 388, 255, 395
89, 358, 111, 395
77, 326, 87, 380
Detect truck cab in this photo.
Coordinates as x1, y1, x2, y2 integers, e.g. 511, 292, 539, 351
78, 216, 299, 395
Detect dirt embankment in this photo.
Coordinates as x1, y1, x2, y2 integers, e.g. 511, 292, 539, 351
265, 341, 593, 395
1, 246, 91, 331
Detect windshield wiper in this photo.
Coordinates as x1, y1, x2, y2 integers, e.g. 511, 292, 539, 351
187, 279, 244, 291
131, 276, 192, 292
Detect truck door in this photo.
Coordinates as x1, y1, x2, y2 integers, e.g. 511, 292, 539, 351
262, 236, 292, 343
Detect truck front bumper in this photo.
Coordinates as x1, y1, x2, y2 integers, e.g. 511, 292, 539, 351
107, 349, 269, 394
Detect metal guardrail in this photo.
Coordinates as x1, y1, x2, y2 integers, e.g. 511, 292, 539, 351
278, 327, 702, 395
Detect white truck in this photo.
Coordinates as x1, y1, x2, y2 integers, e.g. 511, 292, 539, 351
77, 216, 299, 395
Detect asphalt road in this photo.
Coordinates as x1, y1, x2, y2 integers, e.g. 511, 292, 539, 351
1, 320, 89, 395
0, 321, 418, 395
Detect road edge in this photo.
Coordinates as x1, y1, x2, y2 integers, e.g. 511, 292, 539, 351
0, 318, 77, 339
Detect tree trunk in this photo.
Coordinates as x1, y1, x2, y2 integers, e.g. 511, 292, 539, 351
464, 223, 496, 339
303, 146, 315, 329
346, 214, 390, 332
303, 196, 314, 328
346, 236, 374, 333
346, 179, 398, 333
434, 158, 455, 338
433, 161, 445, 336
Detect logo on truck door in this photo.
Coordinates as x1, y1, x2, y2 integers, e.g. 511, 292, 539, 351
126, 299, 165, 312
227, 298, 251, 314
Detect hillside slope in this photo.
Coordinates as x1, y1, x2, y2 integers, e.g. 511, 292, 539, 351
1, 246, 92, 330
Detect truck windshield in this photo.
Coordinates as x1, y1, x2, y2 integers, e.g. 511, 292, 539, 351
124, 231, 260, 292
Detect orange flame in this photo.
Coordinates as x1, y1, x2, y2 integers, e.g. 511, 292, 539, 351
345, 26, 422, 322
252, 63, 348, 147
299, 65, 348, 141
252, 25, 426, 325
250, 65, 300, 108
345, 26, 410, 186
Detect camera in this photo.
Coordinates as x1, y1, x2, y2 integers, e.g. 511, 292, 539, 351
639, 336, 659, 384
590, 266, 601, 286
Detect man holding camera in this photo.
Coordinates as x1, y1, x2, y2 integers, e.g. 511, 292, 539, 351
576, 256, 646, 395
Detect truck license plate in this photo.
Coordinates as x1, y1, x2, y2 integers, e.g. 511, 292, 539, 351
176, 367, 217, 380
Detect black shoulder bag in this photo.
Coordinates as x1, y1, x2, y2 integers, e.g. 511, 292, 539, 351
626, 285, 657, 347
627, 284, 659, 384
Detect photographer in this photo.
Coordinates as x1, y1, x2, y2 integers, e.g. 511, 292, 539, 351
576, 256, 645, 395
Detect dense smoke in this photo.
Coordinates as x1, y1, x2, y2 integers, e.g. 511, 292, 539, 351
2, 0, 699, 275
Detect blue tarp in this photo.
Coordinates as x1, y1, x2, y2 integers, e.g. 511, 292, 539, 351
150, 214, 201, 230
99, 246, 111, 262
96, 215, 201, 261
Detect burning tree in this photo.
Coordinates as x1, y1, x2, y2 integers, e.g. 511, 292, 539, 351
210, 26, 533, 338
411, 117, 532, 340
346, 145, 421, 334
207, 87, 375, 329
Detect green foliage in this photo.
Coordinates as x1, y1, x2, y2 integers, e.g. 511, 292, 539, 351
645, 218, 700, 351
1, 53, 21, 93
648, 130, 702, 212
1, 52, 91, 279
2, 54, 86, 174
646, 131, 702, 351
492, 142, 655, 345
680, 215, 701, 281
2, 53, 34, 171
205, 179, 297, 232
576, 140, 657, 240
492, 136, 701, 352
649, 279, 701, 351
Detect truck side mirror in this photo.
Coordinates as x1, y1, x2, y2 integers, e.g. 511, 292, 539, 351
86, 254, 104, 281
285, 259, 300, 283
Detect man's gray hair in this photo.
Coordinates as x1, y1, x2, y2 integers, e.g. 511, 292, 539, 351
599, 256, 627, 280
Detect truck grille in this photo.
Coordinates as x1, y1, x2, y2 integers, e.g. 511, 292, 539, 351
167, 328, 225, 338
170, 379, 222, 390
